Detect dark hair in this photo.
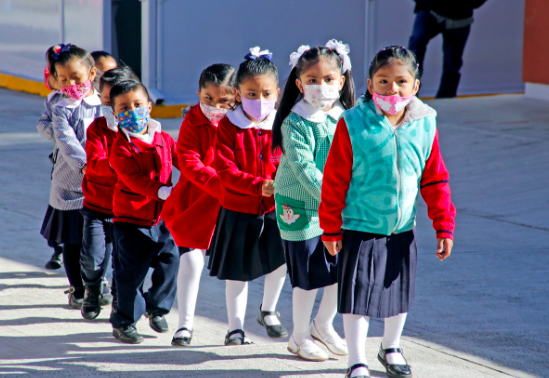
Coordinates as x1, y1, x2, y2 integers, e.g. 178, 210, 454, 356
99, 66, 139, 93
50, 44, 94, 76
236, 57, 279, 88
199, 63, 237, 90
272, 46, 356, 153
110, 80, 150, 109
91, 50, 115, 62
365, 45, 420, 101
45, 46, 58, 74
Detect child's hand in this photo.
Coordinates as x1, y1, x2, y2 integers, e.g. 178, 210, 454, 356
323, 240, 342, 256
262, 180, 275, 197
436, 238, 453, 261
81, 164, 87, 174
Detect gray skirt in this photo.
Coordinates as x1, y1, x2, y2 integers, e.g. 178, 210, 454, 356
338, 230, 417, 318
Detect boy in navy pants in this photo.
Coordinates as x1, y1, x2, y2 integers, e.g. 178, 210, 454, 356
108, 80, 179, 343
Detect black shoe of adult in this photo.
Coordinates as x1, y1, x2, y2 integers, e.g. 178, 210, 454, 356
81, 285, 101, 320
345, 363, 370, 378
99, 278, 113, 306
377, 347, 413, 378
171, 327, 193, 347
113, 325, 144, 344
224, 329, 253, 346
256, 305, 289, 339
145, 313, 169, 333
45, 251, 63, 270
64, 286, 84, 309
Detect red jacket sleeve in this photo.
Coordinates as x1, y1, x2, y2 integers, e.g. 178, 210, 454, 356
214, 122, 264, 196
319, 119, 353, 242
110, 138, 164, 200
165, 133, 179, 173
85, 119, 114, 177
177, 120, 220, 198
420, 130, 456, 240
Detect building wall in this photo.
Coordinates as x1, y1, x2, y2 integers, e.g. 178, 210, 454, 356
523, 0, 549, 99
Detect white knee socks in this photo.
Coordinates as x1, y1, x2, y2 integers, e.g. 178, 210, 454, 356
261, 264, 287, 326
175, 249, 206, 338
314, 283, 338, 331
226, 280, 248, 334
292, 287, 318, 343
343, 314, 370, 377
382, 312, 408, 365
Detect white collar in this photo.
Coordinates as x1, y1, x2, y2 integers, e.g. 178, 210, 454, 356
54, 89, 101, 108
123, 119, 161, 144
47, 91, 61, 101
291, 99, 344, 123
226, 106, 276, 130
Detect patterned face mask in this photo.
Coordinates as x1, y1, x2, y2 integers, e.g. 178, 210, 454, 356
302, 84, 340, 110
118, 106, 150, 133
61, 80, 92, 100
371, 81, 418, 115
102, 105, 118, 130
200, 102, 228, 126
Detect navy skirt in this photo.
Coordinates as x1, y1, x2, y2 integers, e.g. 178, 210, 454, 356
283, 236, 337, 290
338, 230, 417, 319
208, 207, 285, 282
40, 205, 83, 245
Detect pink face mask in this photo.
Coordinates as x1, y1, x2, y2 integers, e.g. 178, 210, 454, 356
372, 92, 415, 115
239, 93, 276, 122
61, 80, 92, 100
200, 102, 228, 126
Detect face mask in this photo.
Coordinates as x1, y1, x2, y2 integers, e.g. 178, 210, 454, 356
103, 105, 118, 130
302, 84, 340, 110
239, 94, 276, 122
371, 82, 418, 115
200, 102, 228, 125
118, 106, 150, 133
61, 80, 92, 100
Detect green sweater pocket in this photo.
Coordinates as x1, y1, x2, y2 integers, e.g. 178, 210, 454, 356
275, 194, 310, 231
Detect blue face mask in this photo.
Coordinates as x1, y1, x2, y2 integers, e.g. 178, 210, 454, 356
117, 106, 150, 133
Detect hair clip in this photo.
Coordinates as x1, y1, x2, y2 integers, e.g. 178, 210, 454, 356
289, 45, 311, 69
245, 46, 273, 61
325, 39, 352, 73
53, 43, 72, 60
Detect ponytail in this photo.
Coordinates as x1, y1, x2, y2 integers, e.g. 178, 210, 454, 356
339, 69, 356, 110
272, 67, 301, 154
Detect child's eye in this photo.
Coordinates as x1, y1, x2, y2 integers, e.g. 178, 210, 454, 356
380, 80, 388, 84
309, 79, 317, 84
325, 78, 333, 83
399, 80, 407, 84
206, 96, 213, 101
248, 93, 256, 97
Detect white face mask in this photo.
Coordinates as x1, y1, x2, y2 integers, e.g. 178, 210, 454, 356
199, 102, 228, 125
103, 105, 118, 131
302, 84, 340, 110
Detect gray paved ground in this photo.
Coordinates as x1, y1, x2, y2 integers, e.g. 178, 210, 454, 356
0, 87, 547, 377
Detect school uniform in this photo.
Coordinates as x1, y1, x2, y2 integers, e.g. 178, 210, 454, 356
162, 104, 222, 251
319, 96, 456, 319
208, 107, 285, 282
274, 99, 343, 290
109, 120, 180, 328
80, 116, 118, 287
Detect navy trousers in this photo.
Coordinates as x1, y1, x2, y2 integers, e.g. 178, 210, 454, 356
110, 220, 179, 328
409, 11, 471, 98
80, 207, 113, 287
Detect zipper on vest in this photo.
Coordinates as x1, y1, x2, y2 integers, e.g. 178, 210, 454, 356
392, 129, 402, 233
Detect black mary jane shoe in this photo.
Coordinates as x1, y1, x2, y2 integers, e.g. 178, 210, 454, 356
345, 363, 370, 378
377, 347, 413, 378
172, 327, 193, 347
224, 329, 253, 346
256, 305, 289, 339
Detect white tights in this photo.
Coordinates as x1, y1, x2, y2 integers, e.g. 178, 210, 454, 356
292, 284, 338, 343
175, 249, 206, 338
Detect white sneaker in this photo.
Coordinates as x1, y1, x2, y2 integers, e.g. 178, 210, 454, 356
310, 320, 348, 356
287, 335, 329, 361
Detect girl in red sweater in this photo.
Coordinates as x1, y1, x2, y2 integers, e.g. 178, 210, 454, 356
208, 47, 288, 345
163, 63, 237, 347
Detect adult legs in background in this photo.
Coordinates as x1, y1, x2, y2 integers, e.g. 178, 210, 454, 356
408, 10, 443, 79
437, 25, 471, 98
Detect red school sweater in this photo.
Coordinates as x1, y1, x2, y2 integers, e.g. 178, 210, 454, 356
162, 104, 222, 249
109, 120, 179, 227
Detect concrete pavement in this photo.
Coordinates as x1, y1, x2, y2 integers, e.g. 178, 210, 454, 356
0, 88, 547, 377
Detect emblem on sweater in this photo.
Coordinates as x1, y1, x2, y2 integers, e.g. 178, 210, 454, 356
280, 204, 300, 224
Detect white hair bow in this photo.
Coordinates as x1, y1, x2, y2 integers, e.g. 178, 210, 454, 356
325, 39, 352, 73
245, 46, 273, 60
289, 45, 311, 69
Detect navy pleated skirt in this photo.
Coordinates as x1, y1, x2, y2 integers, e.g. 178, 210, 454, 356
207, 207, 285, 282
283, 236, 337, 290
338, 230, 417, 319
40, 205, 83, 245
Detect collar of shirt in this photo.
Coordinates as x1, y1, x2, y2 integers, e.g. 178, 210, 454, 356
226, 106, 277, 130
55, 89, 101, 108
292, 99, 344, 123
122, 118, 162, 144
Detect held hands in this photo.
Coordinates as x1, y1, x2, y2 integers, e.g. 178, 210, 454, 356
157, 186, 173, 200
261, 180, 275, 197
436, 238, 453, 261
323, 240, 342, 256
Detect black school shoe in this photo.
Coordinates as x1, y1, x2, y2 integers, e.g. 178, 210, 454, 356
64, 286, 84, 309
145, 313, 169, 333
171, 327, 193, 347
224, 329, 253, 346
45, 250, 63, 270
81, 285, 101, 320
345, 363, 370, 378
113, 325, 144, 344
377, 346, 413, 378
256, 305, 289, 339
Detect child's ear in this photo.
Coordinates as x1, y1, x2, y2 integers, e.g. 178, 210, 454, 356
196, 91, 201, 99
339, 75, 346, 91
276, 87, 281, 98
295, 79, 304, 94
367, 78, 374, 96
148, 102, 153, 114
413, 79, 420, 96
89, 67, 97, 82
234, 87, 242, 103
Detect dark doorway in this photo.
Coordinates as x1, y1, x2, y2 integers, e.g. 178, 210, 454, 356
111, 0, 142, 78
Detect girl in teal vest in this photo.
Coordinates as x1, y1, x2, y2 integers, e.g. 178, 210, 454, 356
319, 46, 456, 378
272, 40, 356, 361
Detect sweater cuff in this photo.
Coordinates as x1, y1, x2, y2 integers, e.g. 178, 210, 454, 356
321, 232, 342, 242
436, 230, 454, 241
